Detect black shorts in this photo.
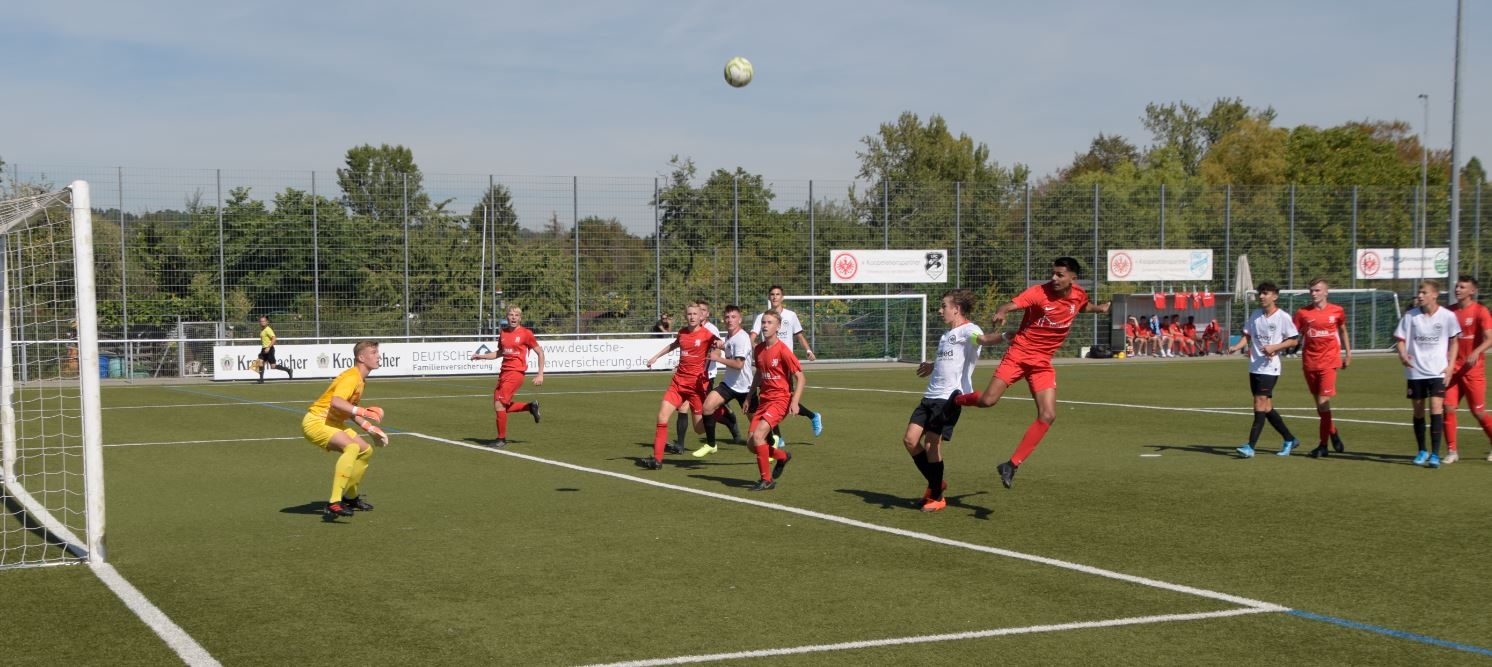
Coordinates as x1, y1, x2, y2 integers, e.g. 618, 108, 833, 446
258, 346, 277, 364
909, 396, 962, 440
1406, 377, 1447, 400
1248, 373, 1279, 397
711, 382, 751, 408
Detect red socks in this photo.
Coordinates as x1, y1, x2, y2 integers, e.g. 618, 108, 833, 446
1010, 421, 1051, 467
653, 422, 669, 459
1318, 411, 1335, 445
509, 401, 529, 413
752, 444, 772, 480
496, 410, 508, 438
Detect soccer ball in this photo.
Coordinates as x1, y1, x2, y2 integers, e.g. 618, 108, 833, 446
724, 56, 753, 88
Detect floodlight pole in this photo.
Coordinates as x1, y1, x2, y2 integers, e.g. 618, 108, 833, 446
1419, 93, 1429, 248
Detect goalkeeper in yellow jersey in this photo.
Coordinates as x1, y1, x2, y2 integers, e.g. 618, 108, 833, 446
301, 340, 388, 521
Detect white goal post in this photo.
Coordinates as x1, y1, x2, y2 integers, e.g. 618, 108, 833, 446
782, 294, 927, 363
0, 181, 106, 568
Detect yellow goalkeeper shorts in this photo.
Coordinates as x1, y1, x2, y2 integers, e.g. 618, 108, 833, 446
302, 412, 355, 451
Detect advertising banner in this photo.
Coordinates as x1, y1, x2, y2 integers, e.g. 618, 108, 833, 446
1106, 249, 1213, 282
213, 336, 680, 381
1355, 248, 1449, 280
829, 249, 948, 284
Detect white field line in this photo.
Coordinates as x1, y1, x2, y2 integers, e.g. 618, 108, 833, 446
91, 563, 220, 667
105, 436, 304, 448
102, 388, 660, 411
408, 431, 1286, 612
809, 386, 1427, 429
577, 607, 1276, 667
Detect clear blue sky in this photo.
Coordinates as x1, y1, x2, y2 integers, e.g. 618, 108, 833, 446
1, 1, 1485, 182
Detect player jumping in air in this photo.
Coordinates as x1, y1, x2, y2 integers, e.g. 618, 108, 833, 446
954, 257, 1110, 489
746, 310, 804, 490
300, 340, 388, 521
904, 289, 981, 512
1293, 278, 1351, 458
1395, 280, 1462, 468
643, 304, 715, 469
1443, 275, 1492, 464
469, 306, 544, 448
1228, 282, 1301, 458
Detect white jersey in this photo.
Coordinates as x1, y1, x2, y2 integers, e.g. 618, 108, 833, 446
719, 328, 755, 393
752, 307, 804, 349
702, 321, 722, 378
1241, 307, 1298, 376
924, 321, 983, 399
1394, 306, 1461, 380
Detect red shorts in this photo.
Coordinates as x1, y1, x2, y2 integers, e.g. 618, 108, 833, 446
663, 376, 709, 413
1302, 367, 1337, 398
750, 397, 790, 433
994, 353, 1056, 393
493, 370, 526, 405
1448, 367, 1487, 411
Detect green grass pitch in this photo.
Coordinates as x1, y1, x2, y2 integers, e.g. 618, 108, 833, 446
4, 354, 1491, 665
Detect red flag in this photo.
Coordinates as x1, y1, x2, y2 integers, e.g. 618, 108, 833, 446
1153, 293, 1166, 310
1202, 290, 1215, 308
1174, 292, 1188, 310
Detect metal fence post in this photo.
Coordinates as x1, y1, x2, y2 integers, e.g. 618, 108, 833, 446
312, 171, 321, 339
1350, 186, 1358, 290
118, 167, 128, 340
217, 169, 225, 328
1288, 184, 1296, 289
402, 174, 411, 338
808, 179, 816, 351
1093, 182, 1100, 346
1024, 182, 1031, 285
654, 177, 661, 320
573, 176, 580, 335
1159, 183, 1166, 249
733, 175, 740, 306
883, 181, 890, 357
954, 181, 961, 288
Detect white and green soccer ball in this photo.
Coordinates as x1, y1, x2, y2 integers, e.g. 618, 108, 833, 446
724, 56, 753, 88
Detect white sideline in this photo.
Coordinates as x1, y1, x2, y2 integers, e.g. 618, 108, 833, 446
578, 607, 1276, 667
409, 431, 1286, 611
91, 562, 220, 666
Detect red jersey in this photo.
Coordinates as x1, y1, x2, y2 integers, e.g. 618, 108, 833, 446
498, 326, 540, 374
1152, 293, 1166, 310
1293, 303, 1346, 371
1450, 301, 1492, 367
672, 326, 716, 383
1204, 320, 1219, 337
1183, 323, 1197, 337
1011, 282, 1089, 358
1124, 322, 1137, 337
753, 339, 801, 402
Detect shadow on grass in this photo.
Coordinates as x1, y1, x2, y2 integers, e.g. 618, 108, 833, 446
835, 488, 995, 520
1149, 443, 1426, 465
688, 473, 766, 490
279, 501, 328, 515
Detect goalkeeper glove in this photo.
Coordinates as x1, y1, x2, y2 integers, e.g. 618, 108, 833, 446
352, 406, 384, 423
361, 423, 389, 447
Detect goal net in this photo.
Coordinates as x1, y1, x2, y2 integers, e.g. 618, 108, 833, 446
1273, 288, 1402, 352
0, 181, 105, 569
783, 294, 927, 363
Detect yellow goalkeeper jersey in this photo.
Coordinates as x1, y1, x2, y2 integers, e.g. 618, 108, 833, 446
307, 367, 364, 426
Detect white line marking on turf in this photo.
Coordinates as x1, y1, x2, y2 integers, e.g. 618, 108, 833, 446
103, 388, 660, 411
91, 562, 221, 667
105, 436, 303, 448
577, 607, 1276, 667
809, 386, 1431, 429
408, 431, 1287, 611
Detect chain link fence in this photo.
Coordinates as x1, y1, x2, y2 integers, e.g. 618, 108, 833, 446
5, 165, 1486, 375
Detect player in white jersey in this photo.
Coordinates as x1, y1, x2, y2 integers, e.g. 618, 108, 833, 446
693, 304, 757, 458
902, 289, 982, 513
1227, 282, 1302, 458
1394, 279, 1462, 468
751, 285, 823, 439
669, 300, 740, 452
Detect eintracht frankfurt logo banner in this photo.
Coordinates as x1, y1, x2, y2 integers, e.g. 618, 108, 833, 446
1106, 249, 1213, 282
830, 249, 948, 284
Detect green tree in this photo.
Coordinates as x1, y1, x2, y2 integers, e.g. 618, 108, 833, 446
336, 144, 431, 221
1141, 98, 1276, 176
470, 183, 520, 247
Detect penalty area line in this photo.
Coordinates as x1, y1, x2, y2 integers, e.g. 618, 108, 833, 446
406, 431, 1283, 611
578, 607, 1277, 667
91, 562, 221, 667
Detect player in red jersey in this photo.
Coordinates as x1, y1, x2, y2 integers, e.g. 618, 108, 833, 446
641, 304, 717, 469
1202, 319, 1223, 355
745, 310, 804, 491
1444, 275, 1492, 463
469, 306, 544, 448
1292, 278, 1351, 458
1181, 316, 1199, 356
954, 257, 1110, 489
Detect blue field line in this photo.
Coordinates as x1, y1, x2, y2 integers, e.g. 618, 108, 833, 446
1288, 610, 1492, 656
